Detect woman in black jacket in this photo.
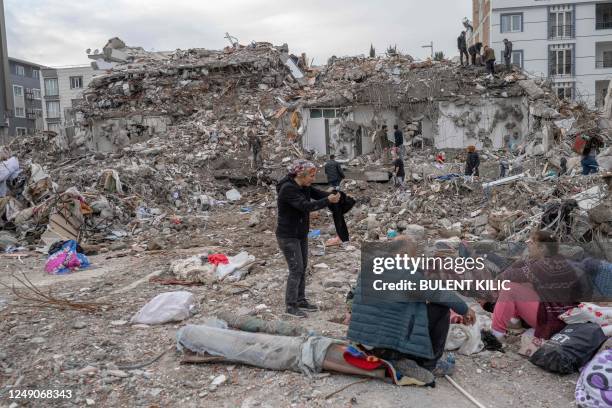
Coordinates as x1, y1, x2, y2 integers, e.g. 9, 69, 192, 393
276, 160, 340, 317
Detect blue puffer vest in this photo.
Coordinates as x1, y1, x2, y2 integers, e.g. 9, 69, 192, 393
348, 285, 434, 359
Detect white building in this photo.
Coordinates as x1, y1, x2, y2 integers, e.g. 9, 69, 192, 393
39, 65, 101, 133
473, 0, 612, 107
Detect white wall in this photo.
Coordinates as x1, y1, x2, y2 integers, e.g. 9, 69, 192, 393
435, 97, 529, 150
490, 1, 612, 107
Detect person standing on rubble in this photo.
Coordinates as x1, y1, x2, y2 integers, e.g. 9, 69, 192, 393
483, 45, 496, 75
503, 39, 513, 70
392, 151, 406, 189
393, 125, 405, 159
276, 160, 340, 318
457, 31, 469, 66
465, 145, 480, 177
247, 130, 263, 169
324, 154, 345, 188
468, 42, 483, 66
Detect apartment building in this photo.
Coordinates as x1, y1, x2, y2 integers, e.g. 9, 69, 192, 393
472, 0, 612, 107
8, 57, 44, 136
0, 0, 11, 139
40, 65, 99, 133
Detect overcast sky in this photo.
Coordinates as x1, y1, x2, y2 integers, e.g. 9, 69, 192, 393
5, 0, 471, 67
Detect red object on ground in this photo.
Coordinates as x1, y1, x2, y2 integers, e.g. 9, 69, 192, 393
208, 254, 229, 265
343, 349, 384, 371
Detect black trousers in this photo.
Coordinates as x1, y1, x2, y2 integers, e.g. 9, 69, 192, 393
372, 303, 450, 370
470, 53, 477, 65
278, 237, 308, 306
329, 205, 349, 242
486, 60, 495, 75
459, 49, 469, 65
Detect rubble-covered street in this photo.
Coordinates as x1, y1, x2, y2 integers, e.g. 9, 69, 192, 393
1, 34, 611, 408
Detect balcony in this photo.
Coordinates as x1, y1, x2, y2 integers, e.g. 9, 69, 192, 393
550, 64, 573, 77
596, 3, 612, 30
549, 25, 574, 39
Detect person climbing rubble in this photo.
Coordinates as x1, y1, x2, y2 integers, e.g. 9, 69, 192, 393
276, 160, 340, 318
483, 45, 496, 75
348, 236, 476, 383
457, 31, 469, 67
503, 39, 513, 71
468, 42, 483, 66
247, 129, 263, 169
465, 145, 480, 177
324, 154, 345, 188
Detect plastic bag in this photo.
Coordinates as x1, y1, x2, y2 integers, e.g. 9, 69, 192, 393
44, 240, 90, 275
445, 314, 485, 355
131, 291, 198, 325
529, 323, 607, 374
215, 251, 255, 281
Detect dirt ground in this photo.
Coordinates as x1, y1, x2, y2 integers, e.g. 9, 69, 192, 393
0, 200, 579, 408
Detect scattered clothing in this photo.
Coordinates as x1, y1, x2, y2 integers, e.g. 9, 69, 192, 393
328, 191, 355, 243
45, 240, 90, 275
208, 254, 229, 265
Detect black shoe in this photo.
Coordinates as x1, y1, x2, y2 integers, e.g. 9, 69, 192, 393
297, 300, 319, 311
286, 305, 307, 318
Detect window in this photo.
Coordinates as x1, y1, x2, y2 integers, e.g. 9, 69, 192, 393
553, 83, 574, 100
44, 78, 59, 96
69, 76, 83, 89
16, 127, 27, 136
323, 109, 336, 118
549, 45, 573, 76
32, 69, 39, 79
31, 89, 41, 99
501, 14, 522, 33
310, 109, 322, 118
549, 8, 573, 38
48, 123, 61, 133
15, 107, 25, 118
46, 101, 60, 119
596, 3, 612, 30
512, 50, 523, 68
13, 85, 23, 97
16, 65, 25, 76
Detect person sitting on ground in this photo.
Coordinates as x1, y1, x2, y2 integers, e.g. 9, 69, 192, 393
324, 154, 345, 188
491, 230, 593, 340
483, 45, 496, 75
468, 42, 483, 66
276, 160, 340, 318
464, 145, 480, 177
347, 236, 475, 385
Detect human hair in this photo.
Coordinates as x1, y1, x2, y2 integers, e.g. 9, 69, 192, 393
531, 229, 559, 256
394, 125, 398, 130
330, 154, 335, 160
467, 145, 476, 153
382, 125, 387, 129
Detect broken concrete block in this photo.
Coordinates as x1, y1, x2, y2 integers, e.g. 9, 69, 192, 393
518, 79, 545, 99
404, 224, 425, 240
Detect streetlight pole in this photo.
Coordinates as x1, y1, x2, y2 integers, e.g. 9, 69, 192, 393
421, 41, 434, 59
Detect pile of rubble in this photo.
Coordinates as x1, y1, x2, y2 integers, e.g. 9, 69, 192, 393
1, 37, 611, 257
